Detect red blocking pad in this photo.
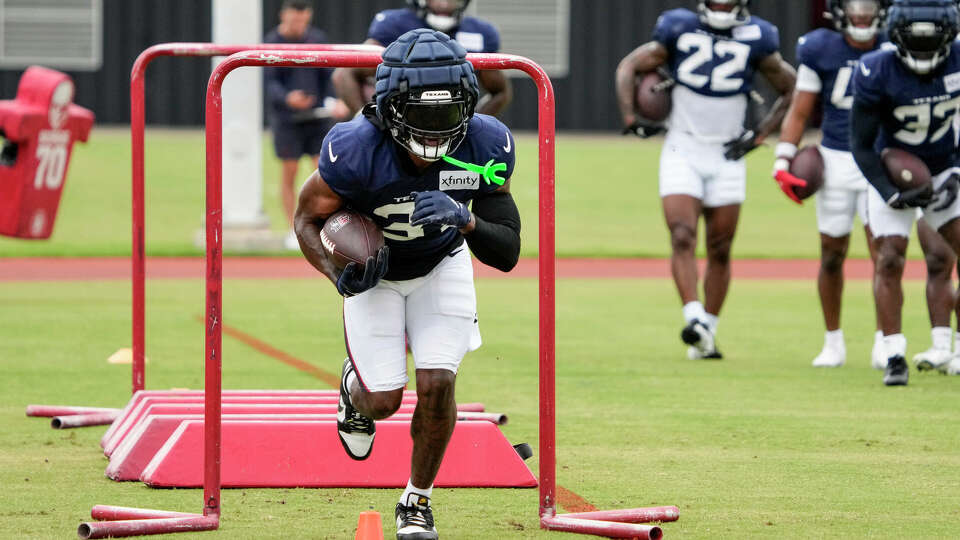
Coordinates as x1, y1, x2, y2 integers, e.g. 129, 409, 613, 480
140, 419, 538, 488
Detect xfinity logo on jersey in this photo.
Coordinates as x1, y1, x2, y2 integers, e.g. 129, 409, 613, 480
439, 170, 480, 191
945, 72, 960, 94
732, 24, 762, 41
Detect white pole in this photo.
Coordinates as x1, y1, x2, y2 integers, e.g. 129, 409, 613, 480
212, 0, 266, 228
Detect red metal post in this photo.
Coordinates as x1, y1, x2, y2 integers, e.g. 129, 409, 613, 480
128, 43, 381, 394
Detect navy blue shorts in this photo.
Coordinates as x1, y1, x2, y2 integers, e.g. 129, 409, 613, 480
271, 119, 334, 160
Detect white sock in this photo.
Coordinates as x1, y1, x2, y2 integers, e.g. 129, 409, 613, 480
874, 330, 883, 344
703, 313, 719, 335
931, 327, 951, 351
954, 331, 960, 353
824, 329, 845, 351
882, 333, 907, 359
682, 301, 706, 324
400, 479, 432, 505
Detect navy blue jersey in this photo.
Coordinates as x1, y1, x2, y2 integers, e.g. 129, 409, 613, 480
853, 42, 960, 175
263, 28, 334, 125
652, 8, 779, 98
797, 28, 887, 151
317, 113, 515, 280
367, 8, 500, 53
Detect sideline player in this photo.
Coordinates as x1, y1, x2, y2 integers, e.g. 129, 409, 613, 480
615, 0, 796, 359
773, 0, 957, 369
332, 0, 511, 117
264, 0, 348, 249
295, 29, 520, 538
851, 0, 960, 385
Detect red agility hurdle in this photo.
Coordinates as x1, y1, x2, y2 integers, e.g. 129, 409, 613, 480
79, 50, 678, 539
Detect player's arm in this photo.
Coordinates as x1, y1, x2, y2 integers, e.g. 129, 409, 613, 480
476, 70, 512, 116
771, 89, 818, 203
615, 41, 669, 132
723, 52, 796, 160
461, 180, 521, 272
331, 38, 382, 115
849, 100, 901, 203
294, 170, 344, 284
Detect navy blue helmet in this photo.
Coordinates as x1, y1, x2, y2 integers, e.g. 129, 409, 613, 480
406, 0, 472, 32
375, 29, 479, 161
698, 0, 751, 29
827, 0, 889, 42
887, 0, 960, 73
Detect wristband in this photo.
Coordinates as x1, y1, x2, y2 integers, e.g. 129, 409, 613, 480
775, 142, 798, 160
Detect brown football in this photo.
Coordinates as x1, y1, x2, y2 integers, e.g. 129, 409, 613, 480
635, 71, 672, 122
320, 210, 384, 271
788, 146, 825, 200
881, 148, 932, 191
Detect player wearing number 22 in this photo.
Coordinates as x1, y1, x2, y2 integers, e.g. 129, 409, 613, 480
615, 0, 796, 360
851, 0, 960, 384
294, 29, 519, 539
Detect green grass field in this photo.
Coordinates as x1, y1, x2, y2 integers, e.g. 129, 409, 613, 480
0, 128, 930, 259
2, 277, 959, 539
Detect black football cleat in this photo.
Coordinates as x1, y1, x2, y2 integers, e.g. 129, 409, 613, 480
396, 493, 438, 540
337, 358, 375, 460
883, 355, 909, 386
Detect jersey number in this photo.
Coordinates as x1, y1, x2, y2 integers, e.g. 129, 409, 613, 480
830, 66, 854, 110
33, 143, 67, 190
676, 33, 751, 93
372, 201, 452, 242
892, 97, 960, 146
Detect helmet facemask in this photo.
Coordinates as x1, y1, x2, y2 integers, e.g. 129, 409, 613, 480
386, 85, 474, 161
698, 0, 750, 30
892, 19, 956, 74
839, 0, 883, 42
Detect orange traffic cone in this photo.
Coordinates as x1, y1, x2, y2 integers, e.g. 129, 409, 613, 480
355, 510, 383, 540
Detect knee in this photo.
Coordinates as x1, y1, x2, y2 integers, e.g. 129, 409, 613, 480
925, 250, 954, 280
669, 224, 697, 254
876, 248, 906, 278
820, 248, 846, 275
415, 369, 457, 411
706, 236, 733, 266
364, 390, 404, 419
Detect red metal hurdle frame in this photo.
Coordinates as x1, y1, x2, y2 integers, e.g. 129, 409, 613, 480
79, 49, 678, 539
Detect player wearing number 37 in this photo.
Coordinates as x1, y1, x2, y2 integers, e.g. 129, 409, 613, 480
615, 0, 796, 360
293, 29, 519, 539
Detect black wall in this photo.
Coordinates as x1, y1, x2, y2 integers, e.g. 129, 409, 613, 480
0, 0, 815, 131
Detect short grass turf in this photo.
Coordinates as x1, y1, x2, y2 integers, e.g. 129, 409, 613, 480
2, 277, 959, 538
0, 128, 929, 260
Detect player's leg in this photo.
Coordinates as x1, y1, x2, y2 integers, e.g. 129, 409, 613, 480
659, 133, 714, 357
399, 249, 477, 539
811, 186, 860, 367
866, 188, 915, 385
702, 203, 740, 326
865, 222, 886, 370
338, 284, 408, 460
914, 218, 955, 371
919, 169, 960, 374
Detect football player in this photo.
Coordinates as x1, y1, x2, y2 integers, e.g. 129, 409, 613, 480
332, 0, 511, 117
295, 29, 520, 539
773, 0, 958, 370
615, 0, 796, 359
851, 0, 960, 384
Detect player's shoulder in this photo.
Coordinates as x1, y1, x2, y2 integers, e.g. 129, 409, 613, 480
319, 117, 384, 181
369, 8, 423, 42
654, 8, 700, 35
744, 15, 778, 35
456, 16, 500, 52
371, 8, 419, 26
459, 16, 499, 38
459, 114, 516, 187
467, 114, 513, 143
859, 47, 896, 72
731, 15, 779, 50
798, 28, 840, 55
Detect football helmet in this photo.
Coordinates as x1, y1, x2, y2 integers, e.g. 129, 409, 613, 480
888, 0, 960, 74
827, 0, 888, 42
375, 29, 479, 161
406, 0, 471, 32
698, 0, 751, 30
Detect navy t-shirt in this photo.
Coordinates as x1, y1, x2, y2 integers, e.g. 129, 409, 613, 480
263, 27, 334, 124
853, 42, 960, 176
652, 8, 779, 98
367, 8, 500, 53
796, 28, 888, 151
316, 113, 515, 280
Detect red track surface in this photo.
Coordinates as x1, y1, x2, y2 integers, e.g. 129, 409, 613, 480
0, 256, 930, 281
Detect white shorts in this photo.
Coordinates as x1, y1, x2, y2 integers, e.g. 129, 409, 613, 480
343, 248, 481, 392
815, 147, 870, 238
867, 167, 960, 238
659, 131, 746, 208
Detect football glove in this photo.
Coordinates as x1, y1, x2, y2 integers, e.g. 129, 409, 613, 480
622, 118, 665, 138
336, 245, 389, 298
771, 144, 805, 205
887, 185, 934, 209
723, 130, 759, 161
932, 173, 960, 211
410, 191, 472, 228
